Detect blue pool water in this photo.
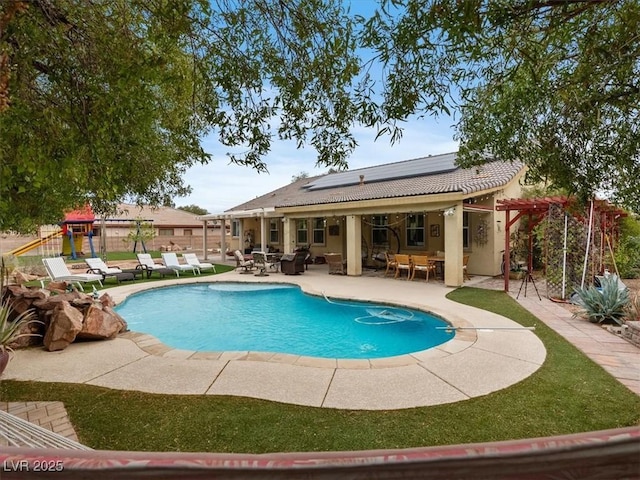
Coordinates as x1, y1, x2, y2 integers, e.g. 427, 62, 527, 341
115, 283, 454, 359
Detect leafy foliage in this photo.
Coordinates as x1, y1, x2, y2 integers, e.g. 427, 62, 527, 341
177, 205, 209, 216
0, 0, 361, 232
360, 0, 640, 212
573, 275, 630, 326
2, 0, 638, 234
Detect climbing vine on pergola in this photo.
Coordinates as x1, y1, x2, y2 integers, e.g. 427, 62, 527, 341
496, 197, 627, 299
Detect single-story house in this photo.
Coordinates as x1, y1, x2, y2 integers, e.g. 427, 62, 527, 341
200, 152, 527, 286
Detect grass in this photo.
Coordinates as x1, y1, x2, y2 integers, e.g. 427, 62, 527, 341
1, 287, 639, 453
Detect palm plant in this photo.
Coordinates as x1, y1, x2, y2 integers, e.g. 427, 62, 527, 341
573, 276, 630, 326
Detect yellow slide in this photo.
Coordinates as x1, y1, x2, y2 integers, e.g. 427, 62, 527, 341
8, 230, 63, 256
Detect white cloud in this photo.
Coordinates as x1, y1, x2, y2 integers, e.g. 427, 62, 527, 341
179, 117, 459, 214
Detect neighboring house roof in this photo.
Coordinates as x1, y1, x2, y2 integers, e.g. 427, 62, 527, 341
227, 152, 525, 212
97, 204, 202, 227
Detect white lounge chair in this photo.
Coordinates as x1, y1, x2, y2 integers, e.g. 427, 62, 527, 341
85, 257, 122, 276
42, 257, 103, 291
161, 252, 198, 275
136, 253, 178, 278
182, 253, 215, 274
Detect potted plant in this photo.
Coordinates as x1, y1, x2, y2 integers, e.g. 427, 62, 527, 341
0, 297, 42, 376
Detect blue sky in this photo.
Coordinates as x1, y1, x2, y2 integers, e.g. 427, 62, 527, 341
181, 117, 459, 214
178, 1, 460, 214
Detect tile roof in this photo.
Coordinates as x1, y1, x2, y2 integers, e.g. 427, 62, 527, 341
228, 152, 524, 212
98, 204, 202, 227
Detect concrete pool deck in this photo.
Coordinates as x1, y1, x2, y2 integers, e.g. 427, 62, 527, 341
4, 266, 547, 410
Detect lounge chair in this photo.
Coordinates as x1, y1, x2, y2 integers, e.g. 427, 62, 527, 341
85, 257, 122, 276
325, 253, 345, 275
182, 253, 216, 274
42, 257, 103, 291
394, 254, 412, 280
161, 252, 198, 275
84, 257, 137, 284
233, 250, 255, 273
410, 255, 437, 282
136, 253, 178, 278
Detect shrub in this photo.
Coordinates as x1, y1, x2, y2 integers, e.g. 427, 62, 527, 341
573, 276, 630, 326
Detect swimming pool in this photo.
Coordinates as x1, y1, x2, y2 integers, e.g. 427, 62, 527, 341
115, 283, 454, 359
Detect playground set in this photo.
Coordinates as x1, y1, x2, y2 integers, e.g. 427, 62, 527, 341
7, 206, 153, 259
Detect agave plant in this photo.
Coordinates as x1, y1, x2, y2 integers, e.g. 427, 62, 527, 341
0, 297, 42, 355
573, 275, 630, 326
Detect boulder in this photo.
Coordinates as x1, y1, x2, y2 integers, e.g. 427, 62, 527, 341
99, 293, 115, 308
33, 292, 83, 310
44, 281, 68, 293
78, 304, 123, 340
43, 301, 84, 351
12, 270, 42, 285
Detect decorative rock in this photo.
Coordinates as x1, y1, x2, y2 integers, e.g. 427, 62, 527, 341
42, 301, 84, 351
104, 306, 128, 333
99, 293, 115, 308
44, 281, 68, 293
78, 304, 122, 340
13, 270, 41, 285
33, 292, 83, 310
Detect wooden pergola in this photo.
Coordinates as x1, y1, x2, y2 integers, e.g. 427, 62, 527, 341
495, 196, 627, 293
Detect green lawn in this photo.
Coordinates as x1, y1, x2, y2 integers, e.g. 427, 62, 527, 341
1, 287, 638, 453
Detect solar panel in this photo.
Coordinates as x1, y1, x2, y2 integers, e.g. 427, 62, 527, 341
304, 152, 459, 191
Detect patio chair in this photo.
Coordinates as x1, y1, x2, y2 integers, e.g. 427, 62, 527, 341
162, 252, 199, 275
384, 252, 397, 277
325, 253, 346, 275
42, 257, 103, 291
252, 252, 271, 276
410, 255, 437, 282
394, 254, 412, 280
182, 253, 216, 274
233, 250, 255, 273
136, 253, 178, 278
463, 254, 471, 281
280, 252, 306, 275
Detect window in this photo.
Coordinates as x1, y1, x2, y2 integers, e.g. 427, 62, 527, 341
463, 212, 470, 249
159, 228, 174, 236
371, 215, 388, 246
269, 219, 279, 244
231, 220, 240, 237
312, 218, 325, 245
183, 229, 192, 236
406, 214, 425, 247
296, 219, 308, 245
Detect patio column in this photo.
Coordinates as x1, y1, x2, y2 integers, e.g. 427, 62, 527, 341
260, 216, 268, 252
219, 219, 226, 262
202, 219, 208, 260
444, 202, 464, 287
282, 218, 293, 254
346, 215, 362, 276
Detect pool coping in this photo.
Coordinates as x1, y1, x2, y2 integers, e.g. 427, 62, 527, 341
5, 268, 547, 410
